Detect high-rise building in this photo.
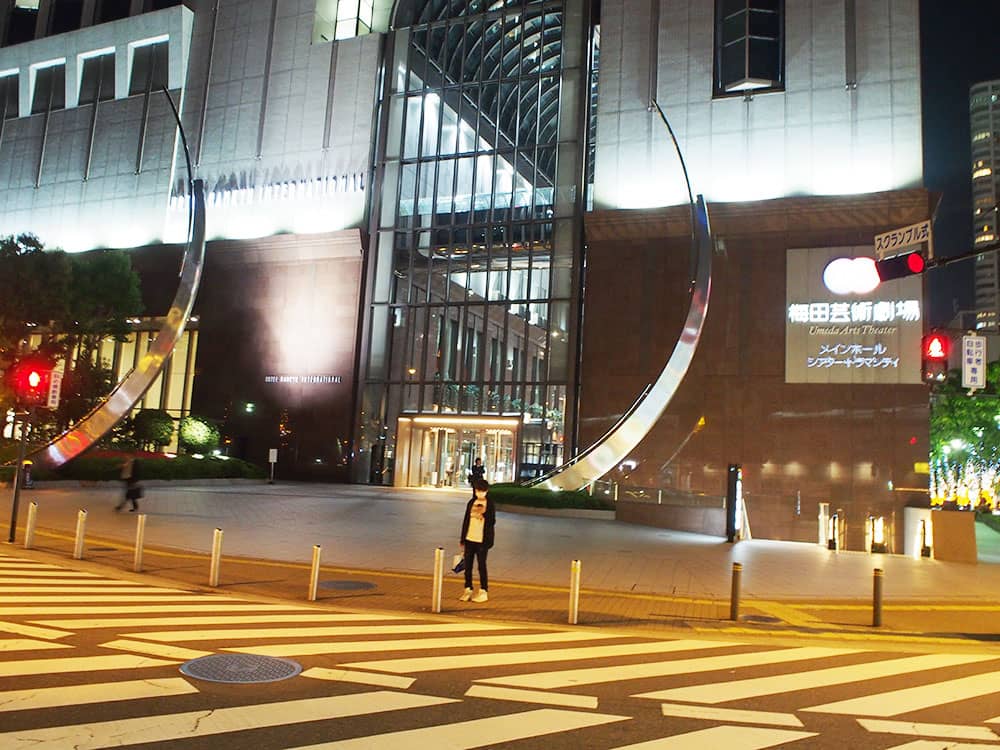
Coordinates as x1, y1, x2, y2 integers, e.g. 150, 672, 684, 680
971, 79, 1000, 331
0, 0, 930, 550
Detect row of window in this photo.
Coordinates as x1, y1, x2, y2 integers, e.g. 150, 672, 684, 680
4, 1, 182, 47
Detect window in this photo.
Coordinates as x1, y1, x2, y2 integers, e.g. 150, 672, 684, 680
79, 53, 115, 105
7, 1, 39, 45
0, 75, 18, 119
49, 0, 84, 35
97, 0, 131, 23
714, 0, 783, 96
129, 41, 168, 95
313, 0, 373, 42
31, 64, 65, 114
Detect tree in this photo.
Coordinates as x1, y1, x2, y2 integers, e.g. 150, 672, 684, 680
178, 416, 221, 454
131, 409, 175, 451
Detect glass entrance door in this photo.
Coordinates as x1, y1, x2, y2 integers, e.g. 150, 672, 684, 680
399, 418, 518, 488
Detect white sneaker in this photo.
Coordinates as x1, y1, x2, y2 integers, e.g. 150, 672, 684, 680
459, 588, 473, 602
471, 589, 488, 603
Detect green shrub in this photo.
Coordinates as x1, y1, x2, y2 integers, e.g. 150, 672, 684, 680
487, 483, 614, 511
178, 416, 221, 454
1, 454, 265, 482
131, 409, 175, 450
977, 510, 1000, 535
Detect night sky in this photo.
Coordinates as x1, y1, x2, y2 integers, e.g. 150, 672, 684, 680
921, 1, 1000, 327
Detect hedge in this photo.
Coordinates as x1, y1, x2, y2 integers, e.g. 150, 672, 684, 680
486, 483, 615, 511
0, 453, 265, 483
977, 510, 1000, 535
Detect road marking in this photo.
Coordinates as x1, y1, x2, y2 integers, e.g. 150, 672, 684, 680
301, 667, 416, 689
341, 639, 740, 674
0, 691, 456, 749
658, 703, 803, 728
99, 639, 213, 660
0, 638, 71, 652
34, 613, 409, 629
465, 684, 599, 709
0, 677, 198, 713
476, 646, 859, 690
880, 742, 1000, 750
858, 718, 998, 741
0, 653, 177, 678
609, 726, 816, 749
0, 571, 100, 578
803, 670, 1000, 716
0, 585, 181, 593
231, 631, 622, 658
0, 604, 300, 615
124, 622, 520, 642
0, 620, 71, 640
0, 594, 239, 603
287, 708, 628, 749
634, 653, 991, 704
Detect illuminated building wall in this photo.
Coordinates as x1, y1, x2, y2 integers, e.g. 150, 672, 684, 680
971, 79, 1000, 332
592, 0, 923, 209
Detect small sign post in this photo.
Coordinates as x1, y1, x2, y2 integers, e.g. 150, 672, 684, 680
46, 361, 64, 410
268, 448, 278, 484
874, 219, 933, 261
962, 335, 987, 391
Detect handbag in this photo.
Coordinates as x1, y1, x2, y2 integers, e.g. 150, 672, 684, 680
451, 554, 465, 574
126, 485, 144, 500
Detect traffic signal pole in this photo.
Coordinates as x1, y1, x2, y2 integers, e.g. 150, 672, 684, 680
7, 407, 31, 543
925, 238, 1000, 271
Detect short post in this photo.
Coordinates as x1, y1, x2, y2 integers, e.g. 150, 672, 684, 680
73, 509, 87, 560
209, 528, 223, 587
308, 544, 322, 602
568, 559, 582, 625
872, 568, 883, 627
729, 562, 743, 621
613, 482, 619, 502
432, 546, 444, 613
657, 489, 663, 505
587, 483, 594, 496
23, 502, 38, 549
133, 514, 147, 573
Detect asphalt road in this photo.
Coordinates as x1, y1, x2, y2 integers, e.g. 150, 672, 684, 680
4, 547, 1000, 749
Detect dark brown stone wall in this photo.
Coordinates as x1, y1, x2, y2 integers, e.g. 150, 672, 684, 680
579, 190, 933, 551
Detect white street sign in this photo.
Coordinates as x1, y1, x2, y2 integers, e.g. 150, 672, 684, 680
46, 361, 64, 410
268, 448, 278, 463
874, 219, 932, 261
962, 335, 987, 390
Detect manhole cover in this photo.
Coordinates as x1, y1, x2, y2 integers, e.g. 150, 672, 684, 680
180, 654, 301, 684
319, 579, 377, 591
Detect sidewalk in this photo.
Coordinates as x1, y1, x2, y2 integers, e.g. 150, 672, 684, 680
5, 481, 1000, 641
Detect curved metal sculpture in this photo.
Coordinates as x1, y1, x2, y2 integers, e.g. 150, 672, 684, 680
532, 101, 713, 491
31, 91, 207, 469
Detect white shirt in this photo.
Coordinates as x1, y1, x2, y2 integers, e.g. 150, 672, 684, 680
465, 498, 487, 543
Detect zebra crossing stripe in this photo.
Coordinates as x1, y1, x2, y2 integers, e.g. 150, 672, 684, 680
879, 742, 1000, 750
285, 707, 628, 749
0, 571, 101, 578
608, 726, 816, 749
0, 604, 300, 615
231, 631, 620, 658
0, 586, 181, 594
0, 594, 243, 603
633, 653, 990, 704
301, 667, 416, 689
471, 647, 857, 689
123, 622, 519, 642
659, 703, 803, 728
0, 691, 456, 749
802, 670, 1000, 717
98, 639, 213, 660
0, 677, 198, 713
34, 613, 409, 629
465, 684, 599, 709
858, 718, 998, 741
341, 639, 740, 674
0, 653, 177, 678
0, 638, 71, 652
0, 621, 72, 639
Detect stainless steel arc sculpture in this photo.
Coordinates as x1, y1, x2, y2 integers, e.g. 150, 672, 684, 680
531, 101, 713, 491
31, 93, 207, 470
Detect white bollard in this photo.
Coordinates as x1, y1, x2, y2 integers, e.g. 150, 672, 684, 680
23, 502, 38, 549
73, 510, 87, 560
432, 546, 444, 613
568, 559, 582, 624
209, 528, 223, 587
133, 514, 147, 573
308, 544, 322, 602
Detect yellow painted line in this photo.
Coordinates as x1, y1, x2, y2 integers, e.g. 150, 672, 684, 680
229, 631, 627, 658
301, 667, 415, 689
99, 639, 213, 660
35, 613, 408, 629
125, 622, 518, 642
0, 620, 72, 640
465, 684, 599, 709
659, 703, 804, 728
0, 677, 198, 713
858, 718, 998, 741
752, 602, 820, 626
0, 653, 177, 678
690, 626, 991, 646
0, 692, 457, 749
0, 638, 71, 652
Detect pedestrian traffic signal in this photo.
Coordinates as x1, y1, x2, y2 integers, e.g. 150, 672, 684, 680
875, 250, 926, 282
7, 357, 52, 407
921, 333, 949, 383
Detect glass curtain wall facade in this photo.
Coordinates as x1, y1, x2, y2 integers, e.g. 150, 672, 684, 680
358, 0, 587, 487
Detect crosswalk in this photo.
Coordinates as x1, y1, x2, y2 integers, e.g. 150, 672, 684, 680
3, 550, 1000, 749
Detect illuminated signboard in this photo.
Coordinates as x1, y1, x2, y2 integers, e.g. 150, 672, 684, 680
785, 247, 922, 384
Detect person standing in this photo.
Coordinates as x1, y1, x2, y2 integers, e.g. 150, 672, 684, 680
468, 456, 485, 485
459, 478, 495, 603
115, 458, 142, 512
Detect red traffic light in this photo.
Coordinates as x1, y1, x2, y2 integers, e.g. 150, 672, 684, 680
922, 333, 950, 361
875, 250, 927, 282
7, 357, 52, 406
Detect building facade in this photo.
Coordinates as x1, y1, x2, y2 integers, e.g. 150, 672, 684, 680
971, 79, 1000, 332
0, 0, 929, 549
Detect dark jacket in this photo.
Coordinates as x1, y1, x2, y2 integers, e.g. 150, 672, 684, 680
468, 463, 485, 483
460, 494, 496, 549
